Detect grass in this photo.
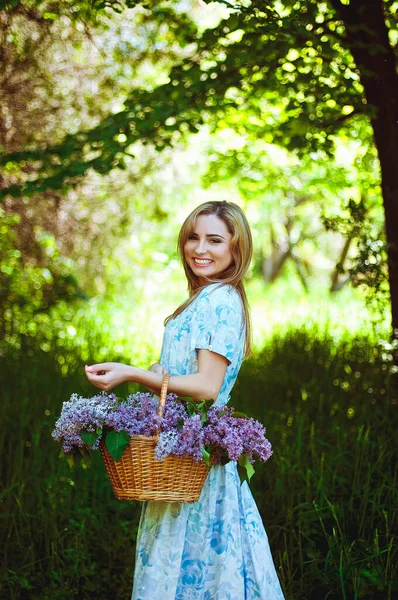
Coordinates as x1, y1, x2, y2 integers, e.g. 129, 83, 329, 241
233, 327, 397, 599
0, 318, 396, 599
1, 354, 140, 600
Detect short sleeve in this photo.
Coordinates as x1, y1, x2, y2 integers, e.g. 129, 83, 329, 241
190, 284, 244, 364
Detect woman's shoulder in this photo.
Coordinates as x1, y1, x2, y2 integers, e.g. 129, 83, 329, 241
197, 283, 242, 311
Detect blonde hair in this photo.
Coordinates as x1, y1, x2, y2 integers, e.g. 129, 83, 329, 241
166, 200, 253, 357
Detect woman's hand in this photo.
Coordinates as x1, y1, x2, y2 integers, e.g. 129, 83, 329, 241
148, 362, 168, 376
84, 362, 131, 391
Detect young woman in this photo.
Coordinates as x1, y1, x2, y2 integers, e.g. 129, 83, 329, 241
85, 201, 285, 599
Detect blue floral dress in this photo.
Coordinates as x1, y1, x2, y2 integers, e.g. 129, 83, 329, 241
132, 283, 285, 600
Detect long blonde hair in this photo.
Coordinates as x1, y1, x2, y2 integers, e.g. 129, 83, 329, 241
166, 200, 253, 357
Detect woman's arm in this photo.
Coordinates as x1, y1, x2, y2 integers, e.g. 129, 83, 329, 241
84, 350, 228, 401
144, 363, 168, 395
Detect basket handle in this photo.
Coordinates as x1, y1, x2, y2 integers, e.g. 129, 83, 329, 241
157, 371, 170, 419
154, 372, 170, 444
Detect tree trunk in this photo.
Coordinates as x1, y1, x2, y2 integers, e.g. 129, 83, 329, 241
334, 0, 398, 361
262, 247, 290, 283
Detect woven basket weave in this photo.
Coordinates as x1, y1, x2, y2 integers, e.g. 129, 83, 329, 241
100, 373, 214, 503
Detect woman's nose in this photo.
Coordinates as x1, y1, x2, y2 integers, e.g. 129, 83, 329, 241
195, 239, 208, 254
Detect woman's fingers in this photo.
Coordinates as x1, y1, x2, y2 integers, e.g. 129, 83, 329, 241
86, 371, 107, 384
148, 363, 167, 375
85, 363, 110, 374
86, 371, 107, 382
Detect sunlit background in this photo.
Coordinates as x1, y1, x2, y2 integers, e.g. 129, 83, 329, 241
1, 1, 396, 599
0, 0, 390, 370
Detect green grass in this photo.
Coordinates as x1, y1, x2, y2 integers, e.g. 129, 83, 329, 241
0, 323, 396, 599
233, 328, 397, 599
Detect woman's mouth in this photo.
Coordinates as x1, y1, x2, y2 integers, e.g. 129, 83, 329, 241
192, 258, 213, 267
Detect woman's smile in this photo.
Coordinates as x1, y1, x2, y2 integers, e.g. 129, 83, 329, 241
192, 258, 214, 266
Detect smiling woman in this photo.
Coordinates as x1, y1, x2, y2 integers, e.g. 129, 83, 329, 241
173, 200, 253, 358
84, 200, 285, 599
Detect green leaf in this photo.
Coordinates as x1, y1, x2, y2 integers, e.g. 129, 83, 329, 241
237, 463, 246, 485
201, 447, 211, 469
80, 431, 99, 446
200, 403, 209, 425
238, 453, 255, 483
105, 430, 130, 461
186, 401, 196, 417
232, 411, 248, 418
217, 409, 228, 418
65, 452, 75, 470
78, 448, 92, 468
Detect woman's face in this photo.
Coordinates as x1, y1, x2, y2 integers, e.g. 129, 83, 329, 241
184, 213, 233, 284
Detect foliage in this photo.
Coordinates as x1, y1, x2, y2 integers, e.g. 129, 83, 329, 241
0, 0, 393, 344
0, 325, 396, 599
0, 207, 86, 356
321, 196, 390, 312
0, 0, 393, 346
2, 0, 396, 198
0, 0, 197, 267
0, 0, 206, 343
0, 0, 203, 197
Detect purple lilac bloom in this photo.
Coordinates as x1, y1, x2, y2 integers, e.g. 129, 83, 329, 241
155, 430, 178, 461
51, 392, 118, 452
203, 406, 273, 464
52, 392, 179, 453
105, 393, 161, 437
172, 414, 204, 462
160, 397, 189, 430
240, 417, 273, 463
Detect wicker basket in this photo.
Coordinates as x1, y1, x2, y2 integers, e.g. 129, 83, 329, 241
100, 373, 214, 503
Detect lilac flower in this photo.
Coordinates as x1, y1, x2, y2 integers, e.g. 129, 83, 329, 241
161, 397, 189, 430
171, 414, 204, 462
203, 406, 273, 464
155, 430, 178, 461
240, 417, 273, 463
105, 393, 161, 437
51, 392, 117, 452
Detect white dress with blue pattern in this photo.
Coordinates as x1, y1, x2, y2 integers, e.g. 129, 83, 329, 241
132, 284, 285, 600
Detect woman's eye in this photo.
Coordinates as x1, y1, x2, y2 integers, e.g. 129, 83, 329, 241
211, 238, 221, 243
188, 235, 197, 240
